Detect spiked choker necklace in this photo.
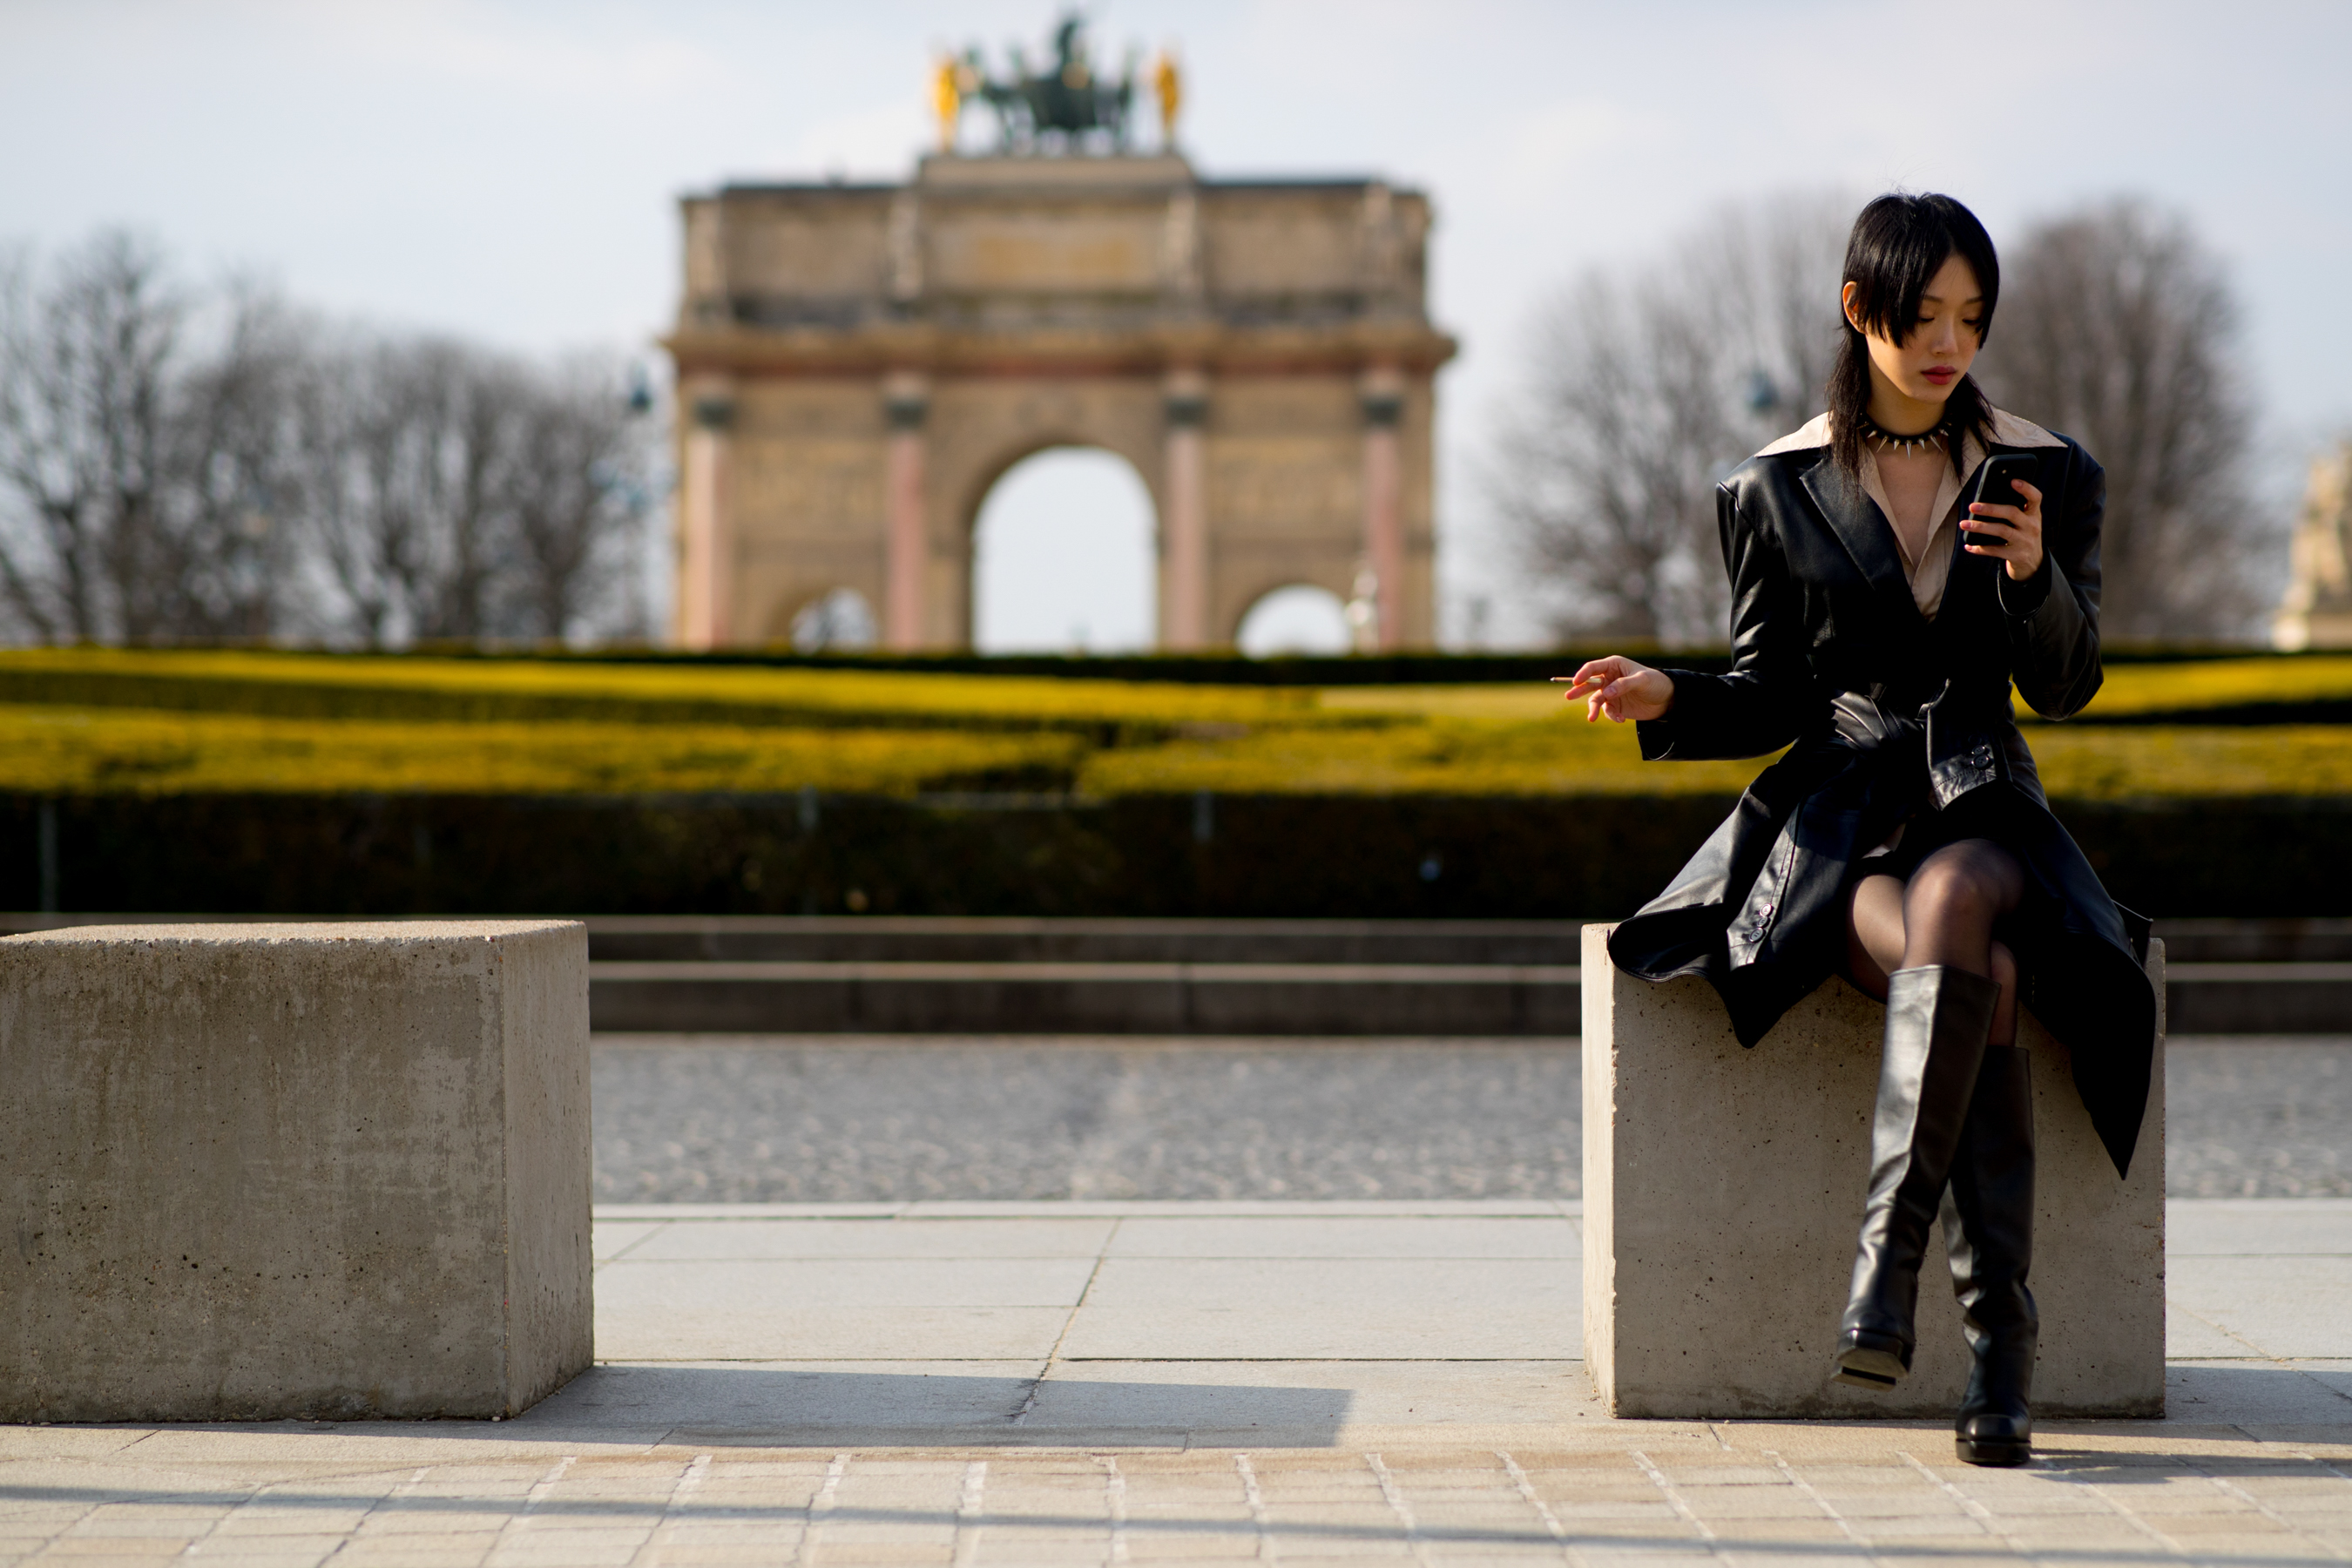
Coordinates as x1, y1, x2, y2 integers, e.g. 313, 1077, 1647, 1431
1861, 415, 1949, 456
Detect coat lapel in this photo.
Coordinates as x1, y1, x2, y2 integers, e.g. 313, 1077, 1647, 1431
1797, 453, 1916, 612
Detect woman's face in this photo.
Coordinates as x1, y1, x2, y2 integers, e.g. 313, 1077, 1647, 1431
1842, 252, 1983, 409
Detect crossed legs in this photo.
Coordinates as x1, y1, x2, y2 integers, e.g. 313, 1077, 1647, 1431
1843, 838, 2025, 1037
1834, 838, 2042, 1464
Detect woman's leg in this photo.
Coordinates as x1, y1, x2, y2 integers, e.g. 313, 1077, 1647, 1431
1898, 841, 2025, 1045
1844, 872, 1908, 1001
1943, 1022, 2038, 1466
1833, 841, 2019, 1389
1840, 838, 2040, 1462
1848, 848, 2024, 1042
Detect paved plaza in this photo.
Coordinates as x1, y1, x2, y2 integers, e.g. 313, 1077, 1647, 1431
8, 1031, 2349, 1563
7, 1199, 2352, 1565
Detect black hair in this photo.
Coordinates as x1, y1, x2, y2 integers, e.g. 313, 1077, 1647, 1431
1828, 193, 2000, 477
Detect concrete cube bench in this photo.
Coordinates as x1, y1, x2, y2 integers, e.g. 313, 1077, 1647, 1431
1581, 923, 2165, 1419
0, 922, 591, 1423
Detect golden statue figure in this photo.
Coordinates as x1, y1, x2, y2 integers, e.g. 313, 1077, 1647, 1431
931, 56, 963, 152
1152, 48, 1182, 145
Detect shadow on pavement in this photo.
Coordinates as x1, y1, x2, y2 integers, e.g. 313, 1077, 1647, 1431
523, 1363, 1356, 1447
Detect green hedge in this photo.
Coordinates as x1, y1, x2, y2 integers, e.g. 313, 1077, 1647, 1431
7, 790, 2344, 920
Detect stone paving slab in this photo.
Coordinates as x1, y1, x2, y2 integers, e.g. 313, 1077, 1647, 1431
2173, 1259, 2352, 1359
1101, 1216, 1582, 1260
617, 1218, 1121, 1262
9, 1435, 2352, 1565
6, 1200, 2352, 1565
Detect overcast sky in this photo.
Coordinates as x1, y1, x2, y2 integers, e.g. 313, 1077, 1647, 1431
4, 0, 2347, 647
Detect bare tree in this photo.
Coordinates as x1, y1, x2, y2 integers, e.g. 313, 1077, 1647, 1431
1975, 200, 2264, 639
157, 284, 310, 640
0, 232, 186, 641
0, 235, 321, 645
0, 228, 659, 649
1490, 193, 1851, 645
500, 359, 647, 641
296, 337, 649, 647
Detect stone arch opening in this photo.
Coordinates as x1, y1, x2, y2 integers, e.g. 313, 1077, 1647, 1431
777, 587, 878, 652
1236, 584, 1352, 657
667, 154, 1453, 652
969, 445, 1159, 653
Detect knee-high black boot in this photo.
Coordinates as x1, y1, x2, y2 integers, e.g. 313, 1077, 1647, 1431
1943, 1043, 2038, 1466
1832, 965, 2002, 1391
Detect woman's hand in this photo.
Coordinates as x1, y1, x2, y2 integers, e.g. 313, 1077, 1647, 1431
1964, 478, 2046, 581
1553, 656, 1675, 724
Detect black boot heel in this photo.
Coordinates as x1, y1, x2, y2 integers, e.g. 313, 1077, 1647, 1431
1832, 1331, 1909, 1391
1957, 1416, 2031, 1467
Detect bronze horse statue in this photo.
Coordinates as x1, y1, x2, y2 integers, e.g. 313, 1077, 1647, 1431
957, 13, 1138, 152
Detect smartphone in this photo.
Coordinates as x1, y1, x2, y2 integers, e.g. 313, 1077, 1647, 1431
1966, 453, 2037, 518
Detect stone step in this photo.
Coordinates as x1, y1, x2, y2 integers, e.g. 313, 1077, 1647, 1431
2, 916, 2341, 1035
2149, 917, 2352, 962
581, 916, 1579, 965
2165, 962, 2352, 1032
587, 952, 2352, 1037
588, 959, 1585, 1036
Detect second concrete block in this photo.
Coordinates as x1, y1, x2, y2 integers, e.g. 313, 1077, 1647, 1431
1582, 923, 2165, 1419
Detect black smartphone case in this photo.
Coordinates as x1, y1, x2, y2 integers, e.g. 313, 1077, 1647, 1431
1968, 454, 2035, 514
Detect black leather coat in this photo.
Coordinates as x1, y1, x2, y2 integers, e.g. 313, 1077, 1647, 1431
1605, 417, 2157, 1178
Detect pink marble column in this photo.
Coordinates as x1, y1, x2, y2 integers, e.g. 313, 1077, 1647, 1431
882, 373, 929, 652
1360, 367, 1406, 651
673, 389, 733, 650
1161, 369, 1210, 649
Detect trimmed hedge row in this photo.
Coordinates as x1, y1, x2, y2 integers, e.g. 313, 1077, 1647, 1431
11, 648, 2352, 732
5, 790, 2344, 920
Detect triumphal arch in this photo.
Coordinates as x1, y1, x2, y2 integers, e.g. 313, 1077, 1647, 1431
663, 151, 1455, 650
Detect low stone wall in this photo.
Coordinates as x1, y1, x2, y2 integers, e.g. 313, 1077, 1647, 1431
1582, 923, 2166, 1420
0, 921, 591, 1422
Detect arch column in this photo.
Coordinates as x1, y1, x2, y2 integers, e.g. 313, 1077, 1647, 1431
673, 383, 734, 650
1161, 369, 1210, 650
1359, 366, 1406, 652
882, 372, 930, 651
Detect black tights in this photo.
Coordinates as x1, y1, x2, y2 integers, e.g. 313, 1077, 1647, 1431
1844, 837, 2026, 1048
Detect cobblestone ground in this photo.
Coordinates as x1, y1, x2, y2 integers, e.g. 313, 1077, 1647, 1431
13, 1441, 2352, 1565
2168, 1039, 2352, 1197
594, 1040, 1581, 1203
591, 1037, 2352, 1203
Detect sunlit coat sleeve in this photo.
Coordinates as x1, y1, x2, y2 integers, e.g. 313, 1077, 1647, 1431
1632, 482, 1816, 760
1998, 444, 2105, 720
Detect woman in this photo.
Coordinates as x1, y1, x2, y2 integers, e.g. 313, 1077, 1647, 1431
1563, 193, 2155, 1469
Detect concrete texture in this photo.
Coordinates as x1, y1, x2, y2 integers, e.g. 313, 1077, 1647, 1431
1582, 923, 2166, 1420
0, 920, 591, 1422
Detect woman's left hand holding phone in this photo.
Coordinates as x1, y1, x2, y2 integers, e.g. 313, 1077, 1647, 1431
1964, 478, 2046, 581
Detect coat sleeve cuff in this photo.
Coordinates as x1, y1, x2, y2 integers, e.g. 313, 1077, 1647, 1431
1635, 719, 1679, 760
1997, 556, 2054, 617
